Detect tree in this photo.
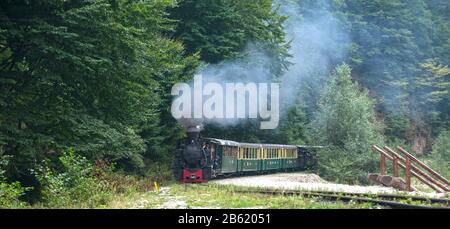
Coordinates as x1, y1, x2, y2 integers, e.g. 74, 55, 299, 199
428, 0, 450, 65
414, 60, 450, 131
169, 0, 290, 77
0, 0, 198, 192
310, 64, 384, 184
278, 106, 309, 145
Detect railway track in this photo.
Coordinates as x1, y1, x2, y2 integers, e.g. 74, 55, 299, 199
233, 189, 450, 209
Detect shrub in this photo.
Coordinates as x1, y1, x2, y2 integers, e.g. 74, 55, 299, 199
428, 130, 450, 178
0, 153, 31, 208
145, 162, 174, 184
34, 148, 111, 208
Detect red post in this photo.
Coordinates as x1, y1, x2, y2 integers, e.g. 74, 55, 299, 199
393, 156, 398, 177
380, 154, 386, 175
405, 157, 411, 191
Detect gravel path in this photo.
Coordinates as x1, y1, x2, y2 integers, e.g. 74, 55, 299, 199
212, 172, 399, 194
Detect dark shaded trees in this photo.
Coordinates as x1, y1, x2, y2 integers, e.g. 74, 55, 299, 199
0, 0, 198, 187
169, 0, 290, 77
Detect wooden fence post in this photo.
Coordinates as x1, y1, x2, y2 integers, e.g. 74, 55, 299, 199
380, 154, 386, 175
393, 156, 398, 177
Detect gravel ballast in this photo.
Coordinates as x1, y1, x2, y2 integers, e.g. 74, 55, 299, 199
213, 172, 399, 194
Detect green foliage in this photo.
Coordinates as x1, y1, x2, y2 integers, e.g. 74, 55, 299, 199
278, 106, 309, 145
335, 0, 441, 145
428, 0, 450, 65
428, 130, 450, 178
0, 153, 31, 208
169, 0, 290, 77
414, 59, 450, 131
34, 148, 110, 208
0, 0, 199, 190
0, 0, 449, 207
310, 64, 384, 184
145, 162, 174, 184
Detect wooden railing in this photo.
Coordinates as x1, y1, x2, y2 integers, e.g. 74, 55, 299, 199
372, 145, 449, 193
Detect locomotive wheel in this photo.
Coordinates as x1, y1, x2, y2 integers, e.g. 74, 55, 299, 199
202, 167, 212, 180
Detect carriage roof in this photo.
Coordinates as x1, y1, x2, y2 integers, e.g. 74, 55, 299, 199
203, 138, 240, 146
203, 138, 297, 149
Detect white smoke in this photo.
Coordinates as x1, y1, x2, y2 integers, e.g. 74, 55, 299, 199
174, 0, 351, 128
277, 0, 351, 114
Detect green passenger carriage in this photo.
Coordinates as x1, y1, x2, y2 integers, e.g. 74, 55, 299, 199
204, 138, 314, 177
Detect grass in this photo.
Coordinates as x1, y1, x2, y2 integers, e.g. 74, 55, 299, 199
26, 172, 447, 209
147, 183, 378, 209
26, 179, 448, 209
55, 181, 377, 209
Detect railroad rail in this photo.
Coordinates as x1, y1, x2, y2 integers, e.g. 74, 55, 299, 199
233, 189, 450, 209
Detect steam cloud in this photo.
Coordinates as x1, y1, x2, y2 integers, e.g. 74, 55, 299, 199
175, 0, 351, 128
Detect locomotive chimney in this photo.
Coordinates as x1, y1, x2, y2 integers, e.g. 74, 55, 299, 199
186, 125, 201, 142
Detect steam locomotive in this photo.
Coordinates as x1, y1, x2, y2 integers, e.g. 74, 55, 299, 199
174, 126, 317, 183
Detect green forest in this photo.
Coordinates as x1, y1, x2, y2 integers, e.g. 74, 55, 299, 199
0, 0, 449, 208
